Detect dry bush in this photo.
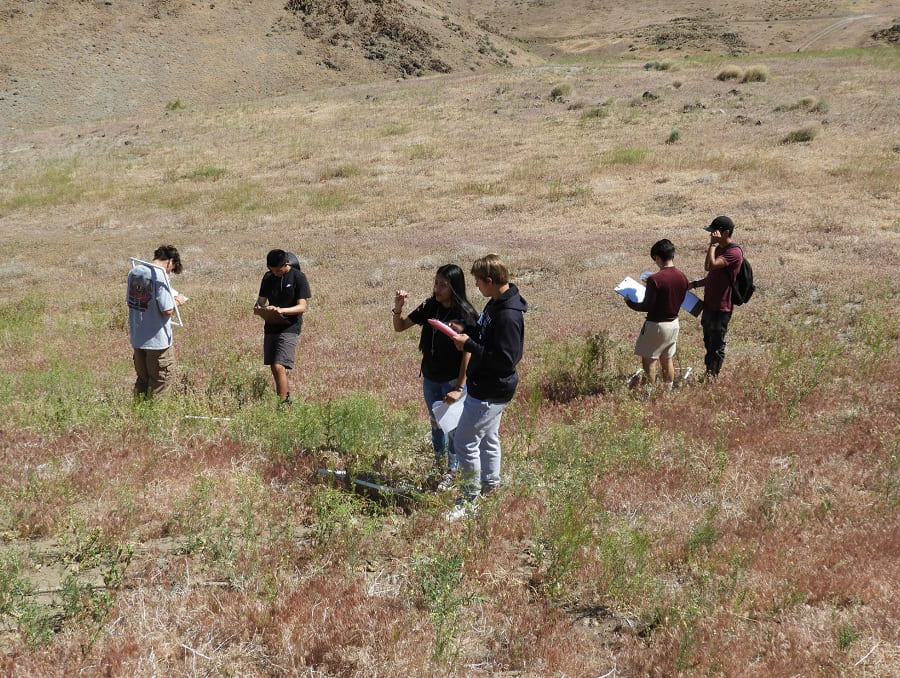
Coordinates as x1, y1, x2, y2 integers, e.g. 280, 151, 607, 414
716, 65, 743, 81
741, 64, 769, 82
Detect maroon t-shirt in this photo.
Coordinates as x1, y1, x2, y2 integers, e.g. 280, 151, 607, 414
646, 266, 689, 321
630, 266, 689, 322
706, 245, 743, 312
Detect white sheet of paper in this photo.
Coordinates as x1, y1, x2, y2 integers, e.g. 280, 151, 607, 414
614, 276, 645, 303
431, 394, 466, 434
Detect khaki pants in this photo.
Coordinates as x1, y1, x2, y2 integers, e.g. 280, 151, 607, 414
133, 347, 174, 396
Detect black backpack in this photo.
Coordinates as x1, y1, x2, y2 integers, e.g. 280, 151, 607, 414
728, 245, 755, 306
286, 251, 303, 271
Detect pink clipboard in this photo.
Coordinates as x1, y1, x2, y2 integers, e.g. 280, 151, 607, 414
428, 318, 459, 338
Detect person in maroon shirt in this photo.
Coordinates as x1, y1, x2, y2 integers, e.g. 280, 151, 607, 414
625, 238, 689, 389
688, 215, 743, 378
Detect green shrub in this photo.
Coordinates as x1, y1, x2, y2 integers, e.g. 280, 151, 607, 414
644, 60, 674, 71
549, 83, 572, 101
667, 129, 682, 144
782, 126, 818, 144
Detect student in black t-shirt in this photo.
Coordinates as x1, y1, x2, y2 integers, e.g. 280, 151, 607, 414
392, 264, 478, 486
253, 249, 311, 406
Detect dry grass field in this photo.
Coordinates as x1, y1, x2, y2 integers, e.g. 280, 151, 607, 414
1, 0, 899, 675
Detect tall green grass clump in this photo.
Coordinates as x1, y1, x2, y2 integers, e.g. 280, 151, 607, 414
536, 332, 629, 402
603, 147, 648, 166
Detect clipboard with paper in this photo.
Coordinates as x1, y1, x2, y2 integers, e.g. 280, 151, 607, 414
614, 275, 703, 317
130, 257, 184, 327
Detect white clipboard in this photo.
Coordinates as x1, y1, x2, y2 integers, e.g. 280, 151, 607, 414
130, 257, 184, 327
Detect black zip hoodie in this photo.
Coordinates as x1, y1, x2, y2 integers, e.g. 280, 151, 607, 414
463, 284, 528, 403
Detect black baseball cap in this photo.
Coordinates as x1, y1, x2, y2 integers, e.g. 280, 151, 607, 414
705, 215, 735, 233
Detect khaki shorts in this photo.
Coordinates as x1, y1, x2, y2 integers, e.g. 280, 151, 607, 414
634, 319, 679, 359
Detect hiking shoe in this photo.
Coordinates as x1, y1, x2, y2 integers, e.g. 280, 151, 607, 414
437, 472, 457, 492
481, 482, 499, 498
444, 497, 478, 523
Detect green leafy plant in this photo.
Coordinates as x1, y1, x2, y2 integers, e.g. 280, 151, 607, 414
411, 542, 475, 661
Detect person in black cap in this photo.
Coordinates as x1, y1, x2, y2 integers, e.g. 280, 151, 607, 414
688, 216, 743, 378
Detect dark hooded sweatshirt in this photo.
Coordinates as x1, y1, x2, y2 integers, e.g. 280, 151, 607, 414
463, 284, 528, 403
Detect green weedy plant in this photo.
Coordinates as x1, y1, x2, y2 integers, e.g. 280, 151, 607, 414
411, 540, 476, 661
597, 515, 654, 602
685, 507, 719, 559
837, 622, 860, 651
533, 489, 596, 599
0, 549, 56, 647
310, 485, 377, 569
538, 332, 628, 402
172, 474, 236, 572
667, 129, 681, 144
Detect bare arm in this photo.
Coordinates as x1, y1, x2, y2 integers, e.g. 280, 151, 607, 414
392, 289, 415, 331
704, 232, 730, 271
443, 352, 470, 403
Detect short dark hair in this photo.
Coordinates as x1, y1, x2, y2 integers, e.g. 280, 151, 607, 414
650, 239, 675, 262
266, 249, 288, 268
153, 245, 182, 274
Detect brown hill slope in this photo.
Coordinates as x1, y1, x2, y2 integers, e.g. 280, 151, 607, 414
0, 0, 538, 132
1, 0, 897, 132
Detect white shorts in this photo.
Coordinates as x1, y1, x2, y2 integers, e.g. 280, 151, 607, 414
634, 319, 679, 359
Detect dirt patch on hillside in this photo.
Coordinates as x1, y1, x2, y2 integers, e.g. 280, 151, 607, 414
280, 0, 457, 75
872, 20, 900, 41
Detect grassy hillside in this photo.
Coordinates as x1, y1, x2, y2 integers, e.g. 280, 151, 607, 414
0, 1, 898, 675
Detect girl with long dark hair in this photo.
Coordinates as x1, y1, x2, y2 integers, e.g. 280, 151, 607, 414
392, 264, 478, 486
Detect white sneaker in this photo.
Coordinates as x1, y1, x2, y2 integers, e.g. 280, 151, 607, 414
443, 497, 478, 523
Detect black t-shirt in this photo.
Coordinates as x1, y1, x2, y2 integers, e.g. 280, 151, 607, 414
407, 297, 476, 383
258, 268, 311, 334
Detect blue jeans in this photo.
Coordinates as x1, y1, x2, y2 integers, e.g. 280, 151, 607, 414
454, 396, 508, 500
423, 377, 459, 473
